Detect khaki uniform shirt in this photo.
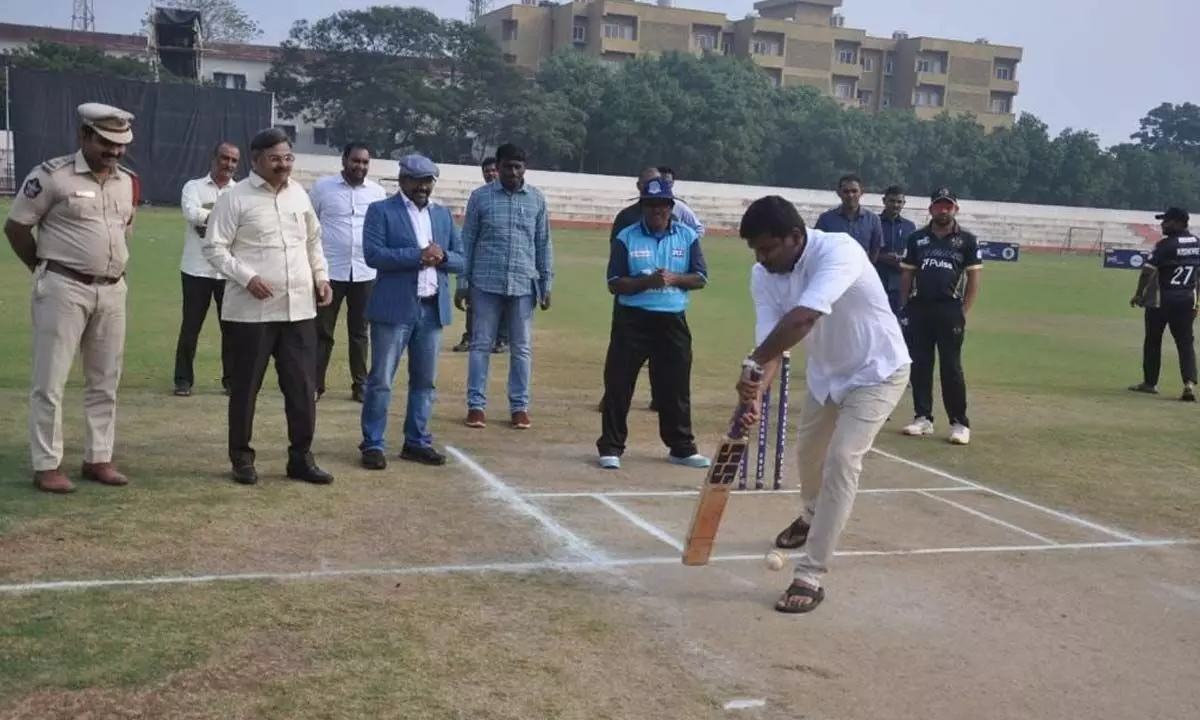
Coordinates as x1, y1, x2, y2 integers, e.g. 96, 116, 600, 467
202, 172, 329, 323
6, 151, 137, 279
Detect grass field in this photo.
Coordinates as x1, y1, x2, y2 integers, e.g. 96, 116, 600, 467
0, 198, 1198, 718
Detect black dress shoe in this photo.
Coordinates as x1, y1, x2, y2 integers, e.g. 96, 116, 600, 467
173, 384, 192, 397
352, 387, 365, 403
232, 464, 258, 485
361, 449, 387, 470
400, 445, 447, 466
286, 452, 334, 485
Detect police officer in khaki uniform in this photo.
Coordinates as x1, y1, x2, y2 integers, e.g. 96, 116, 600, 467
3, 103, 140, 494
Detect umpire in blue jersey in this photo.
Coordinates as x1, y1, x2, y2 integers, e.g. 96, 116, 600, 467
596, 179, 711, 471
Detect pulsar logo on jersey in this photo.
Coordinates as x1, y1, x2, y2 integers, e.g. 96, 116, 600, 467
917, 238, 930, 247
671, 247, 686, 258
1177, 247, 1200, 257
921, 257, 957, 272
629, 249, 653, 260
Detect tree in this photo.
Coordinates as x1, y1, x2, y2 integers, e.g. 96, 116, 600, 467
264, 6, 521, 161
153, 0, 262, 44
1131, 102, 1200, 161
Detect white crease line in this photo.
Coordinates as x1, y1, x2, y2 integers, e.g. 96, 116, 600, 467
724, 699, 767, 710
445, 445, 609, 564
1, 540, 1193, 595
590, 494, 685, 552
871, 448, 1142, 542
917, 490, 1057, 545
522, 486, 976, 499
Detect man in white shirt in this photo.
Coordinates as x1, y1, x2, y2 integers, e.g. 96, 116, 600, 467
735, 195, 911, 615
202, 127, 335, 487
174, 142, 239, 397
309, 143, 387, 403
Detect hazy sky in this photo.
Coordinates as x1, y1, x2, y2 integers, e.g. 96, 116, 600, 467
7, 0, 1197, 146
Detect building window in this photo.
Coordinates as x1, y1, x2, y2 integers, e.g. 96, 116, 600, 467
751, 36, 781, 56
995, 64, 1013, 81
502, 19, 518, 41
573, 23, 586, 42
884, 55, 894, 75
990, 94, 1012, 113
857, 89, 873, 106
882, 92, 892, 107
603, 23, 635, 41
694, 31, 717, 51
837, 49, 855, 64
834, 82, 854, 99
313, 127, 328, 146
212, 72, 246, 90
276, 124, 296, 142
916, 54, 946, 74
860, 55, 874, 72
722, 34, 734, 55
913, 88, 943, 107
503, 53, 517, 64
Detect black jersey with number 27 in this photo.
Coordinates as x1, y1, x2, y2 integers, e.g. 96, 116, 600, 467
1149, 234, 1200, 307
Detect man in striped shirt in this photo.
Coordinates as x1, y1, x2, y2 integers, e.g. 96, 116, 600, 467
460, 143, 554, 430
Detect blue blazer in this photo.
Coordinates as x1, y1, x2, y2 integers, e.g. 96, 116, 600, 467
362, 195, 465, 327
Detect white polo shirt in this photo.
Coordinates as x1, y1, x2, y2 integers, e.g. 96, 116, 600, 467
179, 174, 235, 278
751, 228, 910, 405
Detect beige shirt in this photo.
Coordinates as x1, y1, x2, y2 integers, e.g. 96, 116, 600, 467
202, 172, 329, 323
180, 174, 234, 278
6, 151, 136, 278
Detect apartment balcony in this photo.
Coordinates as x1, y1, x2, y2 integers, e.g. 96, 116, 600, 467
832, 57, 862, 78
600, 36, 639, 54
991, 77, 1019, 94
915, 70, 947, 86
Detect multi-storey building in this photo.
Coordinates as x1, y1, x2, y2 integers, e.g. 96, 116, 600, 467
480, 0, 1022, 130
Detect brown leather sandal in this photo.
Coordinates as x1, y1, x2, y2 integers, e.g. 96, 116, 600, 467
774, 516, 810, 549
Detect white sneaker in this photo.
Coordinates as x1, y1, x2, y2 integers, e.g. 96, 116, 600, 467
948, 424, 971, 445
902, 417, 934, 436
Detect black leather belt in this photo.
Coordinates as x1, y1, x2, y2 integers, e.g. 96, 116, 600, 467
45, 260, 123, 285
419, 294, 438, 305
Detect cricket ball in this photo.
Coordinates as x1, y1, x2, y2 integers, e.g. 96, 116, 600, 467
764, 550, 786, 572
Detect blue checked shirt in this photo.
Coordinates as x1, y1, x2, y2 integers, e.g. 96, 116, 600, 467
459, 180, 553, 298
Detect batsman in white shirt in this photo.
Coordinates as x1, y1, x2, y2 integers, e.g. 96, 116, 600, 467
736, 195, 911, 614
173, 142, 239, 396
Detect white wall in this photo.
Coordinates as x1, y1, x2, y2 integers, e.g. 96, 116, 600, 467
290, 152, 1161, 250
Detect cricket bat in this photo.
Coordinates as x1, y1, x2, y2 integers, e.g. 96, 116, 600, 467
681, 361, 764, 566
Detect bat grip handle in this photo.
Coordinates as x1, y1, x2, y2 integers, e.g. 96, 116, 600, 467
728, 359, 764, 439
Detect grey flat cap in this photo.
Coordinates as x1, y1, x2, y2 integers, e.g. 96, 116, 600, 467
398, 154, 439, 179
78, 102, 135, 145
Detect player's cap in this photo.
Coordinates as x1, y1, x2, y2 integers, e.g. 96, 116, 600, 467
930, 186, 957, 204
398, 154, 439, 179
78, 102, 135, 145
640, 177, 675, 203
1155, 207, 1189, 223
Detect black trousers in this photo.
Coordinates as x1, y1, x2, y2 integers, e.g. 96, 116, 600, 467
173, 272, 233, 388
226, 319, 318, 467
315, 279, 374, 395
1143, 303, 1197, 386
906, 299, 970, 427
597, 304, 697, 458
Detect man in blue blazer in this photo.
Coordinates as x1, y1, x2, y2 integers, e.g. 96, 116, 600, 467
359, 154, 464, 470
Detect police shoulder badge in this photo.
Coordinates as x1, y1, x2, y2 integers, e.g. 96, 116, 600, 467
22, 177, 42, 200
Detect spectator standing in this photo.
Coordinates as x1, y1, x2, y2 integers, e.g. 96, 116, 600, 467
309, 142, 387, 403
359, 155, 464, 470
815, 173, 883, 264
453, 156, 509, 354
876, 185, 917, 314
174, 141, 240, 397
202, 127, 335, 486
460, 143, 553, 430
596, 178, 710, 470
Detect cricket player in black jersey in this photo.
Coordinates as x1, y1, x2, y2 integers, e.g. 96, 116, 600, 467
1128, 207, 1198, 402
898, 187, 982, 445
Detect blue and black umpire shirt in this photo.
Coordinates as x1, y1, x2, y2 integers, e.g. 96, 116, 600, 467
607, 219, 707, 314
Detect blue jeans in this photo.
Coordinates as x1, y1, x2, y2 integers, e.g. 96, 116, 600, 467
466, 288, 535, 413
359, 300, 442, 452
